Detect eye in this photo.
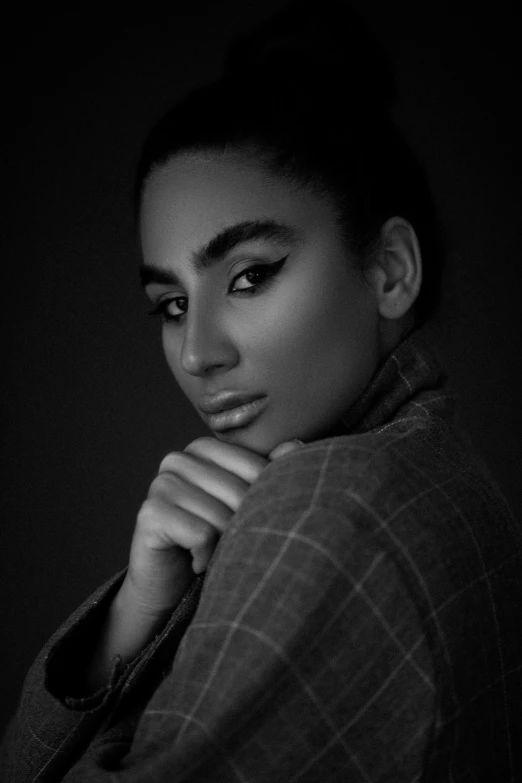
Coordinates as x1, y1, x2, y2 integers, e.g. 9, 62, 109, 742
147, 255, 288, 323
147, 297, 187, 323
230, 256, 288, 295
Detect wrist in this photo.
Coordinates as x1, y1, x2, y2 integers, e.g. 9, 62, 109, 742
124, 546, 196, 618
113, 576, 173, 648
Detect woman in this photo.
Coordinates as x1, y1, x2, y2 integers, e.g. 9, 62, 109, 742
1, 1, 521, 780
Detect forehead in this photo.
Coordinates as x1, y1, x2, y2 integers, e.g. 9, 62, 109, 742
139, 150, 337, 261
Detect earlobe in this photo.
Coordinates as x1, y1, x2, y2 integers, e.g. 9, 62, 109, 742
375, 217, 422, 321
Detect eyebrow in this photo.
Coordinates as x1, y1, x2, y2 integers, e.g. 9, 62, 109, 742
139, 219, 301, 288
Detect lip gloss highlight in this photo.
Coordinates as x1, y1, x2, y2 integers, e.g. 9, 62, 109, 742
206, 396, 267, 431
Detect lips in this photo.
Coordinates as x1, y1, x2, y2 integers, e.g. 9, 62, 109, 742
204, 396, 268, 432
198, 391, 266, 415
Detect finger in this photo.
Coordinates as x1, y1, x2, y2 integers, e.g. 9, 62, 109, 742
138, 496, 220, 574
268, 440, 305, 461
149, 471, 232, 533
184, 437, 269, 483
158, 451, 250, 512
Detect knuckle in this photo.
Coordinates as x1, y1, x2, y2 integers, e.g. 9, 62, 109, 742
207, 509, 230, 534
185, 436, 214, 450
158, 451, 184, 474
226, 478, 249, 508
194, 522, 219, 549
137, 498, 159, 530
246, 463, 265, 482
149, 473, 182, 498
227, 490, 245, 512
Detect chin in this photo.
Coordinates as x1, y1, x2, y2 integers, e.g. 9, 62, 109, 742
211, 426, 277, 457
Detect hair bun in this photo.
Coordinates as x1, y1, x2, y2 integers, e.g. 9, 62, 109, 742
223, 0, 398, 114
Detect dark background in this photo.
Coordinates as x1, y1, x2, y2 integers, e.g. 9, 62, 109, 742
2, 0, 521, 734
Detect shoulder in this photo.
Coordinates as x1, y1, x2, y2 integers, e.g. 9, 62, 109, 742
209, 427, 437, 608
225, 417, 511, 590
224, 419, 522, 619
202, 431, 433, 652
199, 432, 436, 704
236, 421, 448, 540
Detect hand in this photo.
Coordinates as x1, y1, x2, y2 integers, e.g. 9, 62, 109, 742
123, 436, 270, 619
123, 435, 305, 618
82, 435, 304, 692
268, 439, 304, 461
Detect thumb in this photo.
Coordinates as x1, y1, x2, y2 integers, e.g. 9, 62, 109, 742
268, 439, 305, 461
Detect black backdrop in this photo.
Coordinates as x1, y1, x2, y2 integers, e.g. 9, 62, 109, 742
2, 0, 521, 734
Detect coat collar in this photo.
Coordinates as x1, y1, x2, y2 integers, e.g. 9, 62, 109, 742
331, 327, 454, 437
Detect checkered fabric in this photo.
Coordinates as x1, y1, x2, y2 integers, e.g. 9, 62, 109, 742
1, 328, 521, 782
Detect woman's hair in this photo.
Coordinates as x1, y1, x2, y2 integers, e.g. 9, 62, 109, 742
134, 0, 446, 329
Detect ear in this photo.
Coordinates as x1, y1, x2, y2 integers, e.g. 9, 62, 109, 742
365, 217, 422, 320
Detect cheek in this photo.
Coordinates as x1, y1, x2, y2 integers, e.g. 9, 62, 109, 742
247, 265, 372, 376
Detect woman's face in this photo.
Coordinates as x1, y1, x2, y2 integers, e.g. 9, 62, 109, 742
140, 149, 383, 456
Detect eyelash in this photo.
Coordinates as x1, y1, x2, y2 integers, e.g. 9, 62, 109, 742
147, 256, 288, 324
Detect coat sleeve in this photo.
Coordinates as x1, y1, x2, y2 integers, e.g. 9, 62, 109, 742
1, 444, 437, 782
0, 569, 205, 783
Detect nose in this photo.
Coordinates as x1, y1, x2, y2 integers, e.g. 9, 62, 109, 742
178, 306, 239, 378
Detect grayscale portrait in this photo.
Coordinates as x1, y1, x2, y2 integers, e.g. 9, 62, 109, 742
2, 1, 521, 780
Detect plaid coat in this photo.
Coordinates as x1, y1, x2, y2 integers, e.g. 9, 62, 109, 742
1, 329, 521, 782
